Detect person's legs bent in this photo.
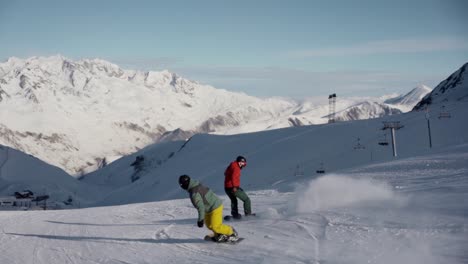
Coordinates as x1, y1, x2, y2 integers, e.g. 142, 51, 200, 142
206, 205, 233, 236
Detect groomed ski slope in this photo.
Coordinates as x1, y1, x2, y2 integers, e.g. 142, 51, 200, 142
1, 144, 467, 264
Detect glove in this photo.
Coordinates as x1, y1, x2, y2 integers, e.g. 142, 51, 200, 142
232, 187, 238, 193
197, 220, 204, 228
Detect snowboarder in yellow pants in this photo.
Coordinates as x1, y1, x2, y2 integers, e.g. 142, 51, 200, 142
178, 175, 238, 242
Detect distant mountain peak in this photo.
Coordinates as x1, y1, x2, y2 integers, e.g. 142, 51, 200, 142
384, 84, 432, 106
328, 101, 402, 121
413, 62, 468, 111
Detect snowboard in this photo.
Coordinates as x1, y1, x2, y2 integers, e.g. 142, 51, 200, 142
204, 234, 244, 244
224, 213, 257, 221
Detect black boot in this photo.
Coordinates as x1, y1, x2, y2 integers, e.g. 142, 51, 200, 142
232, 213, 242, 220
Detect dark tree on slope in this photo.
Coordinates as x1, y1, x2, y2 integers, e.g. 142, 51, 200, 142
130, 155, 145, 182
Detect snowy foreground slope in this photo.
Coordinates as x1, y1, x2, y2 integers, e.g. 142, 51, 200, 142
0, 144, 467, 264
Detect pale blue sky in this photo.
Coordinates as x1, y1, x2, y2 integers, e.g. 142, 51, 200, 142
1, 0, 467, 98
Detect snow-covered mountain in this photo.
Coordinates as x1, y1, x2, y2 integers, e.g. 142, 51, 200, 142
2, 91, 467, 208
326, 101, 402, 122
384, 84, 432, 111
413, 62, 468, 110
0, 56, 294, 175
0, 56, 431, 175
78, 99, 468, 206
0, 145, 103, 207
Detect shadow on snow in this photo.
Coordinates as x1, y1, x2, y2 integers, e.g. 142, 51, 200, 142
6, 232, 203, 244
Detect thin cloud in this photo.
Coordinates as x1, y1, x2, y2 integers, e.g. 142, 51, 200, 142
288, 37, 468, 58
172, 65, 443, 98
111, 57, 183, 71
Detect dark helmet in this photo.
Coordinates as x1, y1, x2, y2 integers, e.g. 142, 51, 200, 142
236, 156, 247, 163
178, 174, 191, 190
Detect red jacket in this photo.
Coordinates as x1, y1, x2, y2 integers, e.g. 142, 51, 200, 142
224, 161, 241, 188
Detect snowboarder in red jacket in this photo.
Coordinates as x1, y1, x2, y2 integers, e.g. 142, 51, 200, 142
224, 156, 252, 219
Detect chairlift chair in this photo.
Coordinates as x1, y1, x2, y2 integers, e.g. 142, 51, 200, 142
316, 162, 325, 174
378, 133, 389, 146
438, 105, 451, 119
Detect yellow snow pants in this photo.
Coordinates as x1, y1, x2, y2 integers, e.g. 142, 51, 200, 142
205, 205, 234, 236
